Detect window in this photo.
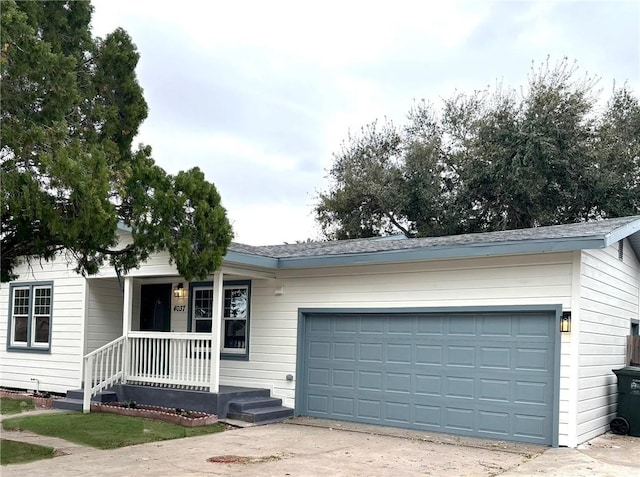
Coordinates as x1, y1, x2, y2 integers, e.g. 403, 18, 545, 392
189, 281, 250, 358
192, 287, 213, 332
222, 285, 249, 355
7, 282, 53, 351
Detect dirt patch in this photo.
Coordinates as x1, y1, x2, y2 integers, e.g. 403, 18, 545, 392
91, 402, 218, 427
207, 454, 282, 464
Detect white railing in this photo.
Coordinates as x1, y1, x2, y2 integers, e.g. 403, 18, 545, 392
126, 332, 213, 388
82, 332, 217, 413
83, 336, 126, 412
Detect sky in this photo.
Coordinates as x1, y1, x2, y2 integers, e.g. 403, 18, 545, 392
90, 0, 639, 245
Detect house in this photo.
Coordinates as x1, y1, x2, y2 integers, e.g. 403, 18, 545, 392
1, 216, 639, 447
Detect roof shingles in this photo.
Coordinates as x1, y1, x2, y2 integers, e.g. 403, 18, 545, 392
229, 216, 640, 259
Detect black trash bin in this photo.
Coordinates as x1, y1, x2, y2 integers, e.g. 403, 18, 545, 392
610, 366, 640, 436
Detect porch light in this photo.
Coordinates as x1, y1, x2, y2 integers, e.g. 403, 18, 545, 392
174, 283, 186, 299
561, 312, 571, 332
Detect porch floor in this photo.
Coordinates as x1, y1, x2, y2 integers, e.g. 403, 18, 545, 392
54, 384, 292, 423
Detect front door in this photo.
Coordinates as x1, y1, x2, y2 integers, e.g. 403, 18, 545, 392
140, 284, 172, 332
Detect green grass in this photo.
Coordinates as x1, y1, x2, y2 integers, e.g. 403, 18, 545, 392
1, 439, 55, 465
0, 397, 35, 415
1, 412, 226, 449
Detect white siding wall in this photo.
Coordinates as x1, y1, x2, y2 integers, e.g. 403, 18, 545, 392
218, 252, 575, 444
577, 240, 640, 444
85, 278, 124, 353
0, 258, 86, 394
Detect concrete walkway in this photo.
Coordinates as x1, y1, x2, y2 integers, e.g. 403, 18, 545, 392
1, 410, 639, 476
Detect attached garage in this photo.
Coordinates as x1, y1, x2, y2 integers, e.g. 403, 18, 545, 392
297, 309, 560, 446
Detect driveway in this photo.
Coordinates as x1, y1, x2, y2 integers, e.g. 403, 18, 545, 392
2, 416, 639, 476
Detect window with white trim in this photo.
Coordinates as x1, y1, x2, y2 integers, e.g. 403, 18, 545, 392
8, 283, 53, 351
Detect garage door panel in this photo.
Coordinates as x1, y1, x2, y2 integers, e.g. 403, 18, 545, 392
416, 345, 443, 364
414, 404, 441, 427
514, 380, 549, 405
415, 374, 442, 395
445, 376, 475, 399
333, 369, 355, 388
515, 348, 552, 371
448, 316, 477, 335
308, 340, 331, 359
445, 407, 474, 431
386, 373, 411, 393
334, 342, 356, 360
307, 394, 329, 413
308, 368, 329, 386
335, 317, 357, 333
301, 311, 555, 445
385, 401, 411, 423
332, 396, 355, 416
447, 346, 475, 366
416, 317, 444, 335
480, 316, 513, 336
478, 410, 510, 436
478, 346, 511, 368
357, 399, 382, 419
478, 378, 510, 401
515, 315, 554, 337
358, 370, 382, 390
514, 414, 548, 441
387, 343, 412, 363
388, 316, 414, 334
359, 343, 383, 361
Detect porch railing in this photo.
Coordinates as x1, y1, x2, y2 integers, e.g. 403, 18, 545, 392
82, 332, 215, 412
83, 336, 126, 412
126, 332, 213, 388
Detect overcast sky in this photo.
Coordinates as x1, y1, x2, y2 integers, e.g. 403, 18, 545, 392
91, 0, 639, 245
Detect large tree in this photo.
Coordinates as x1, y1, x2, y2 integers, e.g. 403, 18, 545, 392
1, 0, 232, 282
316, 59, 640, 239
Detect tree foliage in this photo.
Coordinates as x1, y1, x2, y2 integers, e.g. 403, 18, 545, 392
1, 0, 232, 282
316, 59, 640, 240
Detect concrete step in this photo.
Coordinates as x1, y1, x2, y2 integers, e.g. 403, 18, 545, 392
226, 406, 294, 424
65, 389, 118, 403
52, 398, 83, 411
228, 396, 283, 413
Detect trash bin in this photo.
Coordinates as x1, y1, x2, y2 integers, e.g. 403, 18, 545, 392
610, 366, 640, 437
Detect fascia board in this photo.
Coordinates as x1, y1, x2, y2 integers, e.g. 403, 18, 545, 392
223, 250, 279, 269
275, 236, 606, 269
604, 219, 640, 247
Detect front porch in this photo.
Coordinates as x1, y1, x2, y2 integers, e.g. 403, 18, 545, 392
55, 383, 292, 423
74, 267, 293, 423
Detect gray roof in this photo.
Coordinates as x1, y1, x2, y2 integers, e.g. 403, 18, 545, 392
226, 216, 640, 269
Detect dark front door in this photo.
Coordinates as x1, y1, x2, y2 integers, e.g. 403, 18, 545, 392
140, 284, 172, 332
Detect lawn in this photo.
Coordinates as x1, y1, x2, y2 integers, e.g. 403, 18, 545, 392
1, 439, 55, 465
1, 412, 226, 449
0, 397, 35, 415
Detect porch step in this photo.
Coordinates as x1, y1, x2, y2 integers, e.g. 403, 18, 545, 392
65, 389, 118, 403
226, 405, 293, 424
52, 398, 83, 411
228, 396, 283, 413
52, 389, 119, 412
226, 395, 293, 424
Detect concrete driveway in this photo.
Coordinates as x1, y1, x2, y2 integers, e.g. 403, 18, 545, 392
2, 416, 639, 476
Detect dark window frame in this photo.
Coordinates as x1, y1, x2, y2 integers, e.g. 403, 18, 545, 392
6, 281, 54, 353
188, 280, 251, 361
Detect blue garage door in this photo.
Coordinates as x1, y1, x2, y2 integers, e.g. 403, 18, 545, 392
300, 311, 556, 445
